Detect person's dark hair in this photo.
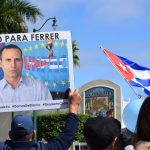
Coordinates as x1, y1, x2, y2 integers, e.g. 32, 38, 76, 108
118, 128, 135, 149
136, 96, 150, 142
83, 116, 121, 150
0, 44, 22, 59
9, 127, 33, 141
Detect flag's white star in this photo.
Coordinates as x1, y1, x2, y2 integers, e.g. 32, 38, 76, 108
118, 62, 128, 72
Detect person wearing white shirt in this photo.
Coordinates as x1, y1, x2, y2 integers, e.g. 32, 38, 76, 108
0, 44, 52, 102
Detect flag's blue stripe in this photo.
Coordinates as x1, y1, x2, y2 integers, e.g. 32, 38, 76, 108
129, 80, 141, 87
130, 78, 150, 87
130, 80, 150, 96
118, 56, 150, 71
144, 88, 150, 95
136, 78, 150, 86
108, 50, 150, 95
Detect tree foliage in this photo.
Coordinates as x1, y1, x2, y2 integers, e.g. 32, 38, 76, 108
72, 40, 80, 67
37, 113, 91, 142
0, 0, 80, 67
0, 0, 43, 33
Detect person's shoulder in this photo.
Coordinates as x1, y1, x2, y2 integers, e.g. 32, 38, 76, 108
0, 141, 5, 149
0, 78, 5, 83
0, 78, 4, 82
23, 77, 41, 84
0, 78, 7, 90
23, 77, 46, 87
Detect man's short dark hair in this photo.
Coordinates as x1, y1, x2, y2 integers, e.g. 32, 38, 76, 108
9, 127, 32, 141
0, 44, 22, 59
83, 116, 121, 150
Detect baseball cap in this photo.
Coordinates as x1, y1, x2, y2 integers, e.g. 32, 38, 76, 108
11, 114, 33, 136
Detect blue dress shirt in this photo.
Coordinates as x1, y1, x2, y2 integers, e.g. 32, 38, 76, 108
0, 77, 52, 103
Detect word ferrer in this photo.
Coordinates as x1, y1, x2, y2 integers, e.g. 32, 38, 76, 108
31, 33, 59, 41
3, 33, 59, 42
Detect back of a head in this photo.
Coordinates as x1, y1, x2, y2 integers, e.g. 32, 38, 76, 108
136, 96, 150, 141
83, 116, 121, 150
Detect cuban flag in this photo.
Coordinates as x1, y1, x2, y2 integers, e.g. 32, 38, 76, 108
102, 48, 150, 95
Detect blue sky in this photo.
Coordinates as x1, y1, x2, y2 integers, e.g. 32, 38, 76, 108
27, 0, 150, 101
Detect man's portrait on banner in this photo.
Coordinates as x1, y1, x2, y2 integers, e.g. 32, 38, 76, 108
0, 31, 74, 112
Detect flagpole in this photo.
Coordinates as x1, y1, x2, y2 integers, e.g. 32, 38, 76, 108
123, 78, 142, 99
101, 47, 142, 99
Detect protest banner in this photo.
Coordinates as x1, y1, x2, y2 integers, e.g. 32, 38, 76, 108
0, 31, 74, 112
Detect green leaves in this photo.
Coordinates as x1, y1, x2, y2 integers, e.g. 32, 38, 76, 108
75, 114, 91, 142
72, 40, 80, 67
0, 0, 43, 33
37, 113, 91, 142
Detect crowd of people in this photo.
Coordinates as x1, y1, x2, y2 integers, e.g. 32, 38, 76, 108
83, 96, 150, 150
0, 95, 149, 150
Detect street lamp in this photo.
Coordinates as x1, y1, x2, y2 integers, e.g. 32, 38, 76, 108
33, 16, 57, 32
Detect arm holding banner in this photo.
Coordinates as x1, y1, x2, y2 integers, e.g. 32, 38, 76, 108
2, 89, 82, 150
